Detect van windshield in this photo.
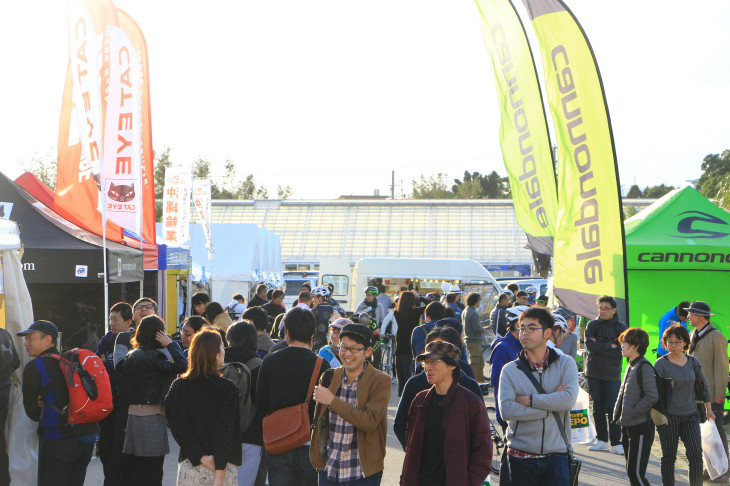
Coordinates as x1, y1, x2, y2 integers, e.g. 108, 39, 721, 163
284, 279, 311, 296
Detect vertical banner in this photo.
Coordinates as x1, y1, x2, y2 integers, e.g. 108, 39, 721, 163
521, 0, 627, 320
475, 0, 558, 256
192, 179, 214, 260
56, 0, 117, 234
162, 168, 191, 246
102, 26, 142, 235
117, 9, 156, 246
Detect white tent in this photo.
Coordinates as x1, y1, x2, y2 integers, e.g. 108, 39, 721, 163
0, 219, 38, 484
184, 224, 282, 304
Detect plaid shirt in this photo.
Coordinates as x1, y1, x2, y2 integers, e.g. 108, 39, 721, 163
325, 362, 368, 482
508, 349, 551, 459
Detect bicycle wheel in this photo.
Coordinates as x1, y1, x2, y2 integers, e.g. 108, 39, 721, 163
486, 406, 505, 475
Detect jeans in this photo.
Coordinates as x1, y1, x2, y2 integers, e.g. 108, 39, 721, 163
507, 453, 569, 486
657, 413, 703, 486
622, 421, 655, 486
395, 355, 413, 397
587, 377, 621, 445
266, 445, 317, 486
238, 443, 262, 486
38, 437, 95, 486
317, 470, 382, 485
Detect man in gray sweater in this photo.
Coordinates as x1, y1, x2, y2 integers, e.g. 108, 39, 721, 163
498, 307, 578, 485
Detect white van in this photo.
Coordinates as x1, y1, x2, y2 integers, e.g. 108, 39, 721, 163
282, 271, 319, 309
349, 258, 501, 311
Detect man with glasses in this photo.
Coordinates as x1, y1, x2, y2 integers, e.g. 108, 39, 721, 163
498, 307, 579, 485
584, 295, 627, 455
687, 300, 730, 483
311, 323, 391, 485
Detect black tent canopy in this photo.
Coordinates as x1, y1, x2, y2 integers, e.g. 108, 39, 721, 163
0, 172, 143, 284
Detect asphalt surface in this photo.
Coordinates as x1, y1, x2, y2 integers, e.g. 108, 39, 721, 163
84, 380, 716, 485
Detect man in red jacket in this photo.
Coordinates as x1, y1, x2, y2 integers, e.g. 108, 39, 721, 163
400, 341, 492, 486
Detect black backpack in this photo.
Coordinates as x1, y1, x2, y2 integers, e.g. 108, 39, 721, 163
221, 356, 263, 434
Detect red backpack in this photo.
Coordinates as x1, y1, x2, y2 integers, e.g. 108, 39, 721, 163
44, 348, 113, 425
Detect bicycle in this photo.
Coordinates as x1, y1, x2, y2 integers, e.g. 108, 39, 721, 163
379, 334, 396, 384
486, 406, 506, 475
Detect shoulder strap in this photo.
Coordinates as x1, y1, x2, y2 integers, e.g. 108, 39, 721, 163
305, 357, 324, 404
516, 360, 573, 453
245, 356, 263, 371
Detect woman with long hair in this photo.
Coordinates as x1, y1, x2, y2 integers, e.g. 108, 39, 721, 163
166, 329, 241, 486
118, 315, 188, 485
393, 291, 425, 396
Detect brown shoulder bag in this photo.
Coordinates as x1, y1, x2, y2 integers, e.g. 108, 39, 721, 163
262, 356, 323, 455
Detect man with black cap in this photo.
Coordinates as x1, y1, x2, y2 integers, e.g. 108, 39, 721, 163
19, 320, 100, 486
311, 323, 392, 485
687, 300, 729, 483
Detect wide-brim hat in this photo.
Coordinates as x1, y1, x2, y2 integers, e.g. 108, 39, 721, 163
684, 301, 714, 316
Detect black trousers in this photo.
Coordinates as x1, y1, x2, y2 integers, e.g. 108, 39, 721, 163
621, 421, 655, 486
131, 455, 165, 486
395, 354, 413, 397
38, 437, 95, 486
0, 392, 9, 486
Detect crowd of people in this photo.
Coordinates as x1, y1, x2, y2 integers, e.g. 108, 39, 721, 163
5, 279, 730, 486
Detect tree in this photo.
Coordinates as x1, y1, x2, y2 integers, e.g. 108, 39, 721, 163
411, 173, 454, 199
697, 149, 730, 199
194, 158, 270, 199
450, 170, 510, 199
22, 153, 57, 191
626, 184, 643, 198
643, 184, 674, 199
277, 185, 293, 200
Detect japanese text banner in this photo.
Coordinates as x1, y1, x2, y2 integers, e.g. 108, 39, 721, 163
162, 167, 191, 246
192, 179, 214, 260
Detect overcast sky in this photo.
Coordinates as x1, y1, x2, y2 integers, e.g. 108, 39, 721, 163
1, 0, 728, 199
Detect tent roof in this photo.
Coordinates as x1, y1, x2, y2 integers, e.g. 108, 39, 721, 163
0, 219, 21, 251
0, 172, 143, 283
625, 186, 730, 270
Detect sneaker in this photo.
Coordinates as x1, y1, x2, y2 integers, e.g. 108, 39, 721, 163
588, 440, 610, 451
610, 444, 624, 455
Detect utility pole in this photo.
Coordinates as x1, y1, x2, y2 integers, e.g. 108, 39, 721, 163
391, 170, 395, 199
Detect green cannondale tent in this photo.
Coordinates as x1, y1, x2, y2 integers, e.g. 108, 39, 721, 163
625, 186, 730, 357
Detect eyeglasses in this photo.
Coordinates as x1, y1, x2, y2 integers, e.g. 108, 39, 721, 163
329, 329, 341, 335
339, 345, 365, 354
135, 304, 155, 310
666, 340, 685, 347
518, 326, 543, 334
598, 306, 614, 311
421, 358, 443, 366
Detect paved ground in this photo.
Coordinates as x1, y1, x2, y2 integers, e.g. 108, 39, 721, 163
85, 381, 718, 485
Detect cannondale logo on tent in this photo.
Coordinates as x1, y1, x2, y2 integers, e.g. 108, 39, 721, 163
672, 211, 730, 239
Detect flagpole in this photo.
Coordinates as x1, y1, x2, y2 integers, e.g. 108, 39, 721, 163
101, 168, 109, 335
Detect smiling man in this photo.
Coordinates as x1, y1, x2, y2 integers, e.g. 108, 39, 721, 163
311, 323, 391, 486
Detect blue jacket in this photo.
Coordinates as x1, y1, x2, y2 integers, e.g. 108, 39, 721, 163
657, 307, 688, 356
489, 331, 522, 422
393, 367, 482, 449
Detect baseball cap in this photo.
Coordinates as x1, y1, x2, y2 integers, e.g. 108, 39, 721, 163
339, 323, 373, 347
17, 320, 59, 340
416, 340, 461, 363
330, 318, 353, 330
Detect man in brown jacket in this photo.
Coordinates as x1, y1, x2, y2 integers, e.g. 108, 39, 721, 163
687, 301, 730, 483
311, 323, 391, 485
